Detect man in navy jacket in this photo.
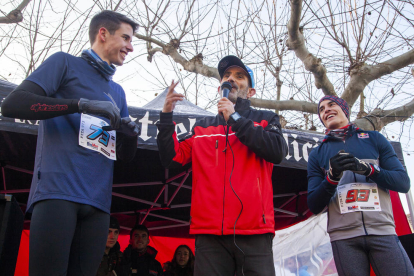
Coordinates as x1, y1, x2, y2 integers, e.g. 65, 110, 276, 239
307, 95, 414, 276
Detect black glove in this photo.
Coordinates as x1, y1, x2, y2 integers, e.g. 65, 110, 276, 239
78, 98, 121, 130
328, 150, 355, 182
348, 156, 373, 176
116, 117, 140, 136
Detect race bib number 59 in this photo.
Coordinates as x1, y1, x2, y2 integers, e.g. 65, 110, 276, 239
79, 114, 116, 160
337, 182, 381, 214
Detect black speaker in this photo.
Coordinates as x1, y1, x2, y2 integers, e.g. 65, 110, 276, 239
0, 194, 24, 276
400, 233, 414, 265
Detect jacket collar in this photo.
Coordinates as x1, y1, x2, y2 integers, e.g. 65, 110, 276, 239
234, 97, 251, 112
124, 244, 158, 259
107, 241, 121, 255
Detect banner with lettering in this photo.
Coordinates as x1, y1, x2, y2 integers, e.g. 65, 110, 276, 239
0, 80, 404, 170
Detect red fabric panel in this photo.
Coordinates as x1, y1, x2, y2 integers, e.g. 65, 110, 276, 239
116, 234, 195, 265
390, 191, 412, 236
148, 236, 195, 265
14, 230, 29, 276
14, 231, 195, 276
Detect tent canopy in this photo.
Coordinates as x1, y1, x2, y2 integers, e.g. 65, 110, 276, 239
0, 80, 407, 237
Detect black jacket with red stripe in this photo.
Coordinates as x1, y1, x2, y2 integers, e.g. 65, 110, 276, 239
156, 98, 288, 235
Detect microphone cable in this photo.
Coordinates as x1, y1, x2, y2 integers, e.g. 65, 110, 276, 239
222, 122, 246, 276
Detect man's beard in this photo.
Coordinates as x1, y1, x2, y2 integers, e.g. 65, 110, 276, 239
228, 87, 248, 103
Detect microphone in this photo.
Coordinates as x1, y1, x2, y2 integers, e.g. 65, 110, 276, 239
221, 82, 232, 98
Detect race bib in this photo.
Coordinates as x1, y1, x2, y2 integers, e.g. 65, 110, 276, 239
79, 114, 116, 160
337, 182, 381, 214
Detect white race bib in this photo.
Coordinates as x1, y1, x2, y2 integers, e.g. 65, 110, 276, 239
337, 182, 381, 214
79, 114, 116, 160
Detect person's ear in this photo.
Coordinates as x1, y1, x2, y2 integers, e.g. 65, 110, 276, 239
98, 27, 107, 42
217, 86, 222, 97
247, 88, 256, 99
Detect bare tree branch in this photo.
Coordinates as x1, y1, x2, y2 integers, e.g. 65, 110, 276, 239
286, 0, 336, 96
177, 0, 196, 41
354, 98, 414, 130
0, 0, 31, 24
114, 0, 123, 11
135, 34, 219, 78
342, 49, 414, 107
250, 98, 317, 113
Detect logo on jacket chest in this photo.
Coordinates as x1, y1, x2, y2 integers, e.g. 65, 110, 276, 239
358, 133, 369, 139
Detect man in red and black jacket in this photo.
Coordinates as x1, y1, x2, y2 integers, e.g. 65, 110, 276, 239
156, 56, 288, 276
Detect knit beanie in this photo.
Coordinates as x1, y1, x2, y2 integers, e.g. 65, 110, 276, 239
318, 95, 350, 126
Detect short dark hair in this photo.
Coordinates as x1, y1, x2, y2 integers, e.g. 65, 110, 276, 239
129, 224, 149, 238
89, 10, 139, 45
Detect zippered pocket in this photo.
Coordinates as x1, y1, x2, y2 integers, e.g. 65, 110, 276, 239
215, 140, 219, 166
257, 178, 266, 224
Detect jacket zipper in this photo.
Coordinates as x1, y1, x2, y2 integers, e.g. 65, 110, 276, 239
337, 133, 369, 234
353, 171, 369, 235
361, 211, 368, 235
221, 131, 227, 235
257, 178, 266, 224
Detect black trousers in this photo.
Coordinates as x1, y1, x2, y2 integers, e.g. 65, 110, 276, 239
194, 234, 276, 276
29, 199, 109, 276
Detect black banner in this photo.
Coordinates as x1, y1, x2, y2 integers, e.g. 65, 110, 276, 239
0, 80, 404, 170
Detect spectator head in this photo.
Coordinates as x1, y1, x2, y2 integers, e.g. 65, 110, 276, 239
106, 216, 120, 250
285, 256, 298, 273
318, 95, 350, 129
129, 224, 150, 253
172, 244, 195, 270
163, 261, 172, 272
285, 254, 309, 273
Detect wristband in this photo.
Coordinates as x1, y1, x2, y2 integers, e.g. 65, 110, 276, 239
370, 164, 381, 177
227, 112, 242, 126
326, 174, 339, 185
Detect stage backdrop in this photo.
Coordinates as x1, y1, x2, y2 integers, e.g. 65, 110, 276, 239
14, 190, 411, 276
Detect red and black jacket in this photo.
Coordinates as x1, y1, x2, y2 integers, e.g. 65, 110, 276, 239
156, 98, 288, 235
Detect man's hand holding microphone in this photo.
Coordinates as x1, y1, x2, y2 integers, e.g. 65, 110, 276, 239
218, 81, 235, 122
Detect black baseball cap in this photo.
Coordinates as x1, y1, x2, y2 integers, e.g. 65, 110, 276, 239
109, 216, 120, 230
217, 55, 255, 88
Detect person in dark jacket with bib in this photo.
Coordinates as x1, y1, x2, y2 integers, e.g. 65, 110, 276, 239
156, 56, 288, 276
307, 95, 414, 276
